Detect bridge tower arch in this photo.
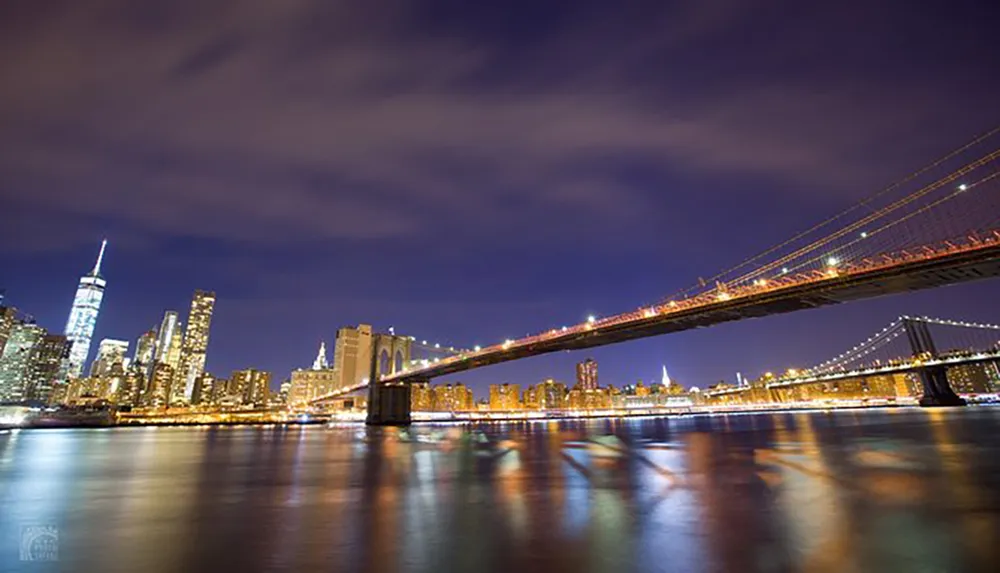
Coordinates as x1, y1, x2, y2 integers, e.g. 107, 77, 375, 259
902, 317, 966, 407
367, 332, 415, 425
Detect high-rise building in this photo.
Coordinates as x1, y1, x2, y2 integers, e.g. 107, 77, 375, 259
332, 324, 373, 391
133, 328, 157, 381
117, 364, 146, 407
230, 369, 270, 406
25, 334, 72, 402
576, 358, 598, 390
90, 339, 129, 378
175, 290, 216, 403
63, 240, 108, 378
0, 323, 45, 401
134, 329, 157, 364
0, 306, 17, 357
155, 311, 183, 369
277, 379, 291, 405
0, 323, 44, 401
144, 362, 174, 408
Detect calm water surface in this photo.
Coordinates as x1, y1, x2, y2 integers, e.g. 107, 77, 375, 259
2, 407, 1000, 573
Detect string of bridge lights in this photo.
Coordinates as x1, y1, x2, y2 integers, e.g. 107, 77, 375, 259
793, 315, 1000, 379
808, 319, 906, 375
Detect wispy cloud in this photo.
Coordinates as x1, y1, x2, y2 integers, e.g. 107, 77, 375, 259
0, 0, 995, 253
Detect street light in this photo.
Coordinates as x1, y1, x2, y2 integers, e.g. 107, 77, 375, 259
587, 315, 596, 324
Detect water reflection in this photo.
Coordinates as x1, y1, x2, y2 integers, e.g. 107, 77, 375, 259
1, 408, 999, 572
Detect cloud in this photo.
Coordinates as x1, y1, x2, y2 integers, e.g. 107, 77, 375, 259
0, 0, 995, 253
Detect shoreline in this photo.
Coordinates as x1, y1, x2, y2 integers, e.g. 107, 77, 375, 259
6, 401, 993, 431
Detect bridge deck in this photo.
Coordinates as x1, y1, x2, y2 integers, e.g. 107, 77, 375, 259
384, 239, 1000, 383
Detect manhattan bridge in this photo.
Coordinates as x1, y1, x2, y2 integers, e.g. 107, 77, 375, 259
312, 128, 1000, 424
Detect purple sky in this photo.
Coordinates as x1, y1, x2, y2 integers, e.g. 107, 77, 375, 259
2, 0, 998, 395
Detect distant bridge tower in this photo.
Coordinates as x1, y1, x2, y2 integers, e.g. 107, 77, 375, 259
366, 331, 415, 425
902, 317, 966, 407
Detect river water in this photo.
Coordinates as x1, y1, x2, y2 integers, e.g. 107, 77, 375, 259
1, 407, 999, 573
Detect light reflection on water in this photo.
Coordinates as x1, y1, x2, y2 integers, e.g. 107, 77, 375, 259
1, 408, 999, 572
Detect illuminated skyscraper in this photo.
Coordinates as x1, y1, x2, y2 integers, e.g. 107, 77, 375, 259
230, 368, 271, 406
90, 339, 129, 378
175, 290, 216, 403
576, 358, 598, 390
63, 240, 108, 378
0, 306, 17, 357
155, 311, 183, 369
133, 328, 157, 381
26, 334, 72, 402
0, 323, 45, 401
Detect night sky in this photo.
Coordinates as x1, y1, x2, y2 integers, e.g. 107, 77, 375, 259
2, 0, 998, 395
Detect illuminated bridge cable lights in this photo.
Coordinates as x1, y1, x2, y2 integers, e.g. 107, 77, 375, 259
668, 127, 1000, 302
358, 131, 1000, 389
691, 138, 1000, 296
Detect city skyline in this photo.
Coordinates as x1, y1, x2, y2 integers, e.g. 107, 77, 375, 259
1, 1, 999, 396
4, 246, 1000, 396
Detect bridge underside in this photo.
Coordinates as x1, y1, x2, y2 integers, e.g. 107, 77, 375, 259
392, 244, 1000, 383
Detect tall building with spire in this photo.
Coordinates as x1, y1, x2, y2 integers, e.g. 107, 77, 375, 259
312, 341, 329, 369
174, 290, 216, 403
63, 240, 108, 378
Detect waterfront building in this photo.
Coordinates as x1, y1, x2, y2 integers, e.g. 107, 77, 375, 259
411, 381, 432, 411
523, 385, 540, 409
63, 240, 108, 378
537, 378, 567, 409
209, 375, 231, 406
230, 369, 270, 406
288, 369, 337, 407
277, 379, 291, 405
0, 322, 45, 401
174, 290, 216, 403
567, 386, 612, 410
288, 342, 337, 407
0, 306, 17, 357
116, 364, 146, 407
145, 362, 175, 408
24, 334, 72, 402
576, 358, 598, 390
947, 363, 994, 394
432, 383, 474, 411
489, 383, 522, 410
